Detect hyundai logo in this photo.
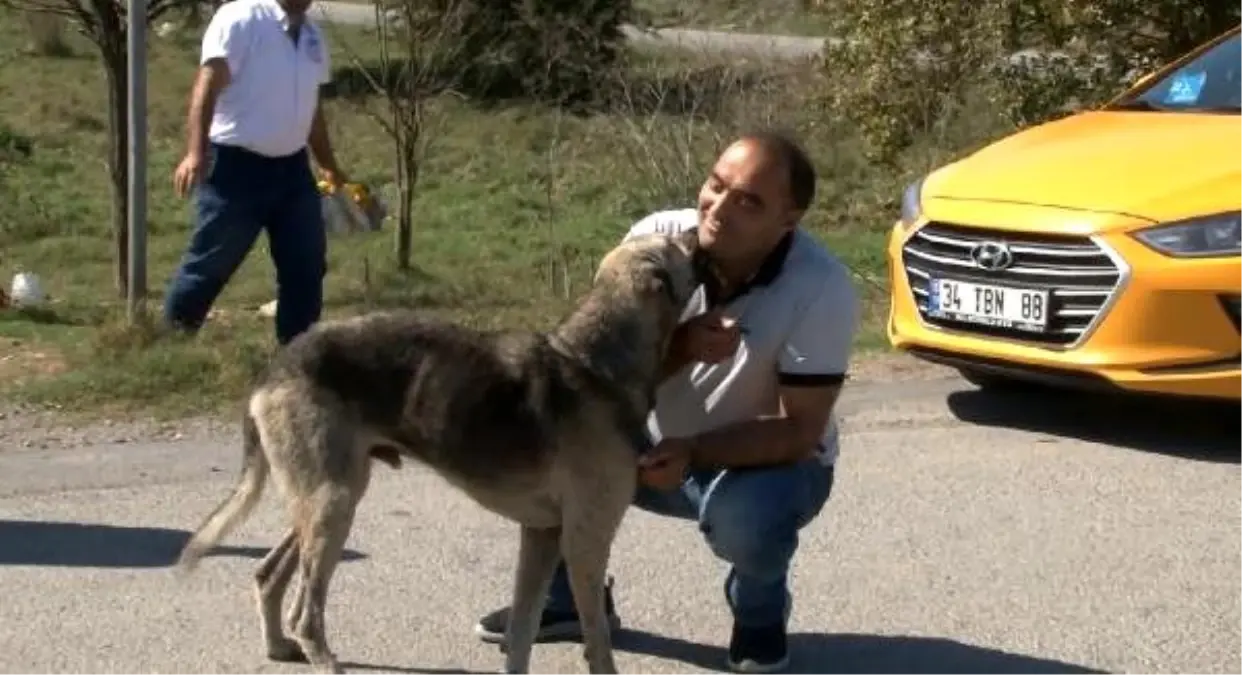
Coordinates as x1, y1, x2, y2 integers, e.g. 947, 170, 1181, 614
969, 241, 1014, 271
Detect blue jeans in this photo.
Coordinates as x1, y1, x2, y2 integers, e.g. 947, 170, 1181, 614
546, 457, 835, 628
163, 143, 327, 345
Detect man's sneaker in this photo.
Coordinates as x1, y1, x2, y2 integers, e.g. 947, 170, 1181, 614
727, 621, 790, 674
473, 577, 621, 644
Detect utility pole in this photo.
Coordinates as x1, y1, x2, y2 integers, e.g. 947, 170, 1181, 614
126, 0, 148, 323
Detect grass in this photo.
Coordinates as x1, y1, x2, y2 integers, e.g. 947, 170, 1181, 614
0, 8, 909, 421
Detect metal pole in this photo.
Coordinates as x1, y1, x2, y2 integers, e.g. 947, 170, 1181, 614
126, 0, 148, 323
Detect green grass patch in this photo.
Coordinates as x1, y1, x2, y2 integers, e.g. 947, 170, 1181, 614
0, 10, 902, 421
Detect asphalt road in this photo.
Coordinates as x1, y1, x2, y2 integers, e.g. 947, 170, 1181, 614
307, 1, 1094, 69
309, 1, 832, 61
0, 370, 1237, 674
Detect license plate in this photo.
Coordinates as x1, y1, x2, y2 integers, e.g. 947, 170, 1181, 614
927, 277, 1050, 332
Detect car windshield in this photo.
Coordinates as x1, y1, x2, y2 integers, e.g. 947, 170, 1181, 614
1110, 31, 1241, 113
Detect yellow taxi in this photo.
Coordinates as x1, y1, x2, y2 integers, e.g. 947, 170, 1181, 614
886, 26, 1241, 401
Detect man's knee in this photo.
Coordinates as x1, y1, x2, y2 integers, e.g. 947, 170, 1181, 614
698, 462, 833, 577
166, 192, 260, 321
272, 192, 328, 287
185, 188, 260, 272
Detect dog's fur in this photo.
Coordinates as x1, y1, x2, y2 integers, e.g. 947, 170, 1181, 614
175, 230, 705, 674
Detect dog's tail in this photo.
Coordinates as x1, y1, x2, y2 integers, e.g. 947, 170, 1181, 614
176, 408, 269, 573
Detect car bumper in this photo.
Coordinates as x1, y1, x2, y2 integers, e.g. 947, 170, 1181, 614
885, 209, 1242, 402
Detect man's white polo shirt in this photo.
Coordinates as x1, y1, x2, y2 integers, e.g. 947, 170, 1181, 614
200, 0, 332, 158
626, 208, 860, 467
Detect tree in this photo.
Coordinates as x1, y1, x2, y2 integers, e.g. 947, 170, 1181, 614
333, 0, 479, 271
810, 0, 1241, 165
1, 0, 194, 297
333, 0, 634, 272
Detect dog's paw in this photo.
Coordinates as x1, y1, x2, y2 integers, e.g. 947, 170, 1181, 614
267, 639, 308, 664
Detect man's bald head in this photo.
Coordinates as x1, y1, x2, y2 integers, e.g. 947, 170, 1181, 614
695, 130, 817, 278
727, 130, 817, 212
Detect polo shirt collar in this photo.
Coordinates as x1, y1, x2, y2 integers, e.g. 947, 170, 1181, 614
697, 228, 795, 307
261, 0, 303, 30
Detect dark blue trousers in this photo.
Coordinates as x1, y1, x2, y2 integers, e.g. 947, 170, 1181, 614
163, 143, 327, 345
546, 458, 835, 627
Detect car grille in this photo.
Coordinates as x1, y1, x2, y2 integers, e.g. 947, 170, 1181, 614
901, 222, 1124, 347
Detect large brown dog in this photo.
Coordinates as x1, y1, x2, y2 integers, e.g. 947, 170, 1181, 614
175, 231, 705, 674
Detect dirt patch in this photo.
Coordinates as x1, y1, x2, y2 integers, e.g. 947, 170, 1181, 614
0, 400, 233, 452
0, 348, 951, 451
0, 337, 68, 384
848, 350, 957, 384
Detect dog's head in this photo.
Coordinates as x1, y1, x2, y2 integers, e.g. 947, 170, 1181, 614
593, 229, 704, 321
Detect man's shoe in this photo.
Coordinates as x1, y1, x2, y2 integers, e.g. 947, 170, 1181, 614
473, 577, 621, 644
727, 621, 790, 674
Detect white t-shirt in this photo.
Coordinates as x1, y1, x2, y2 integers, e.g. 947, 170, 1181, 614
626, 208, 860, 467
200, 0, 332, 158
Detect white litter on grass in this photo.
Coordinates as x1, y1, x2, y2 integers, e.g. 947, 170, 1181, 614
10, 272, 46, 308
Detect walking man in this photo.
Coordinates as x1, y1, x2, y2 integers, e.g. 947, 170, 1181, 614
165, 0, 349, 345
473, 131, 861, 673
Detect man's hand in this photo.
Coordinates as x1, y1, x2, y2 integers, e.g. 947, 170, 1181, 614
678, 309, 742, 364
173, 151, 204, 198
319, 167, 349, 189
176, 60, 230, 199
638, 437, 695, 490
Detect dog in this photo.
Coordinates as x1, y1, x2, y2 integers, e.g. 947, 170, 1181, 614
175, 230, 706, 674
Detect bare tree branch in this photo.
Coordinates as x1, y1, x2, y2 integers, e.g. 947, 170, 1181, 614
326, 0, 482, 271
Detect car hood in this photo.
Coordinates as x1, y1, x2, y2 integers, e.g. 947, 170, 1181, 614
922, 110, 1242, 224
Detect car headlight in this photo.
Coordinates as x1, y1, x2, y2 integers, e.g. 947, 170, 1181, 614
1133, 211, 1241, 258
899, 177, 926, 228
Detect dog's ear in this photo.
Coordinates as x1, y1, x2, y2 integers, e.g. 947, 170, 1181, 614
647, 267, 677, 305
593, 247, 621, 285
672, 229, 700, 257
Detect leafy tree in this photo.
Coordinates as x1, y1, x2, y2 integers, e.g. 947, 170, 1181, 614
810, 0, 1240, 164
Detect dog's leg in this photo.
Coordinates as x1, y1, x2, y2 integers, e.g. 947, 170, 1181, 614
562, 506, 628, 674
503, 525, 562, 674
254, 528, 306, 663
285, 564, 305, 637
290, 438, 375, 675
289, 491, 358, 675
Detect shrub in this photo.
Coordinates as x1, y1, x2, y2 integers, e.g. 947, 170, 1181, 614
809, 0, 1241, 165
387, 0, 635, 104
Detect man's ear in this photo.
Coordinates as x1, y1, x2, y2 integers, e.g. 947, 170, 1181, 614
785, 209, 805, 231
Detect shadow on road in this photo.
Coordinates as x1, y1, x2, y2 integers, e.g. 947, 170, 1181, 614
0, 519, 367, 568
616, 629, 1105, 673
946, 387, 1239, 464
340, 663, 490, 674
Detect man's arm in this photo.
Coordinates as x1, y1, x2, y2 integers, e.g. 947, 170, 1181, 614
307, 100, 343, 178
307, 28, 344, 180
186, 7, 245, 158
686, 274, 860, 470
686, 382, 843, 469
185, 61, 230, 159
